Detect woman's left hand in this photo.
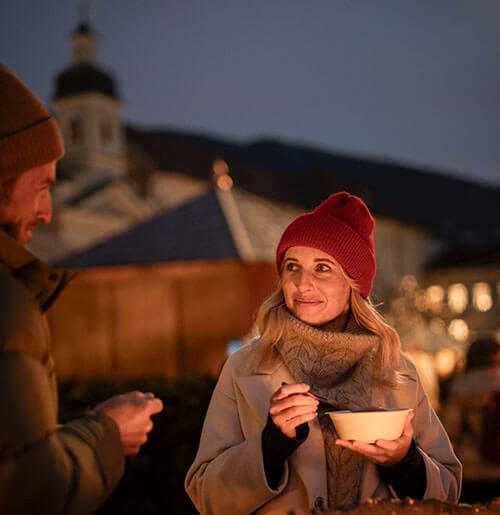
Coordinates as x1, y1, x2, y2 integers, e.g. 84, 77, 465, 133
335, 411, 414, 466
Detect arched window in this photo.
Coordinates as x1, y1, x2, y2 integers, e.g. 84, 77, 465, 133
100, 120, 113, 145
70, 117, 82, 142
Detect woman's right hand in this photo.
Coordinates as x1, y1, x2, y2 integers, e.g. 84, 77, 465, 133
269, 383, 319, 438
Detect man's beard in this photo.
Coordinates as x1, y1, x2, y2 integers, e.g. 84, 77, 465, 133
0, 221, 24, 244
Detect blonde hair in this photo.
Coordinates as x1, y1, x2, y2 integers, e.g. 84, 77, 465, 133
254, 268, 401, 386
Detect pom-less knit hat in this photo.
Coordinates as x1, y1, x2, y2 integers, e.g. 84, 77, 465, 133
276, 191, 376, 298
0, 63, 64, 178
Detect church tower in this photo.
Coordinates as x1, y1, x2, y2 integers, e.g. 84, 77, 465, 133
52, 17, 126, 181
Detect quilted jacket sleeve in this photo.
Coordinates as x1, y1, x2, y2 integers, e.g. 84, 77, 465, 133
0, 350, 124, 515
0, 271, 124, 515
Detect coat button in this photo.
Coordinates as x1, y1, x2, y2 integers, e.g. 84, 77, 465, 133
314, 496, 325, 510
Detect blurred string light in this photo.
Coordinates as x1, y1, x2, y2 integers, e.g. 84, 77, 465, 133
447, 283, 468, 313
472, 282, 492, 312
448, 319, 469, 342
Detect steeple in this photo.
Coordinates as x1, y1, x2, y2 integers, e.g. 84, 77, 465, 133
72, 26, 97, 65
52, 4, 125, 180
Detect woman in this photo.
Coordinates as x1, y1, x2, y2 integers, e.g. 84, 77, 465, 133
185, 192, 461, 514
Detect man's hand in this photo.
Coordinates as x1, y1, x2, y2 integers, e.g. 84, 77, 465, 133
94, 391, 164, 455
335, 411, 415, 466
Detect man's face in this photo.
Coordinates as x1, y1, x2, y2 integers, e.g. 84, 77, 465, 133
0, 161, 56, 245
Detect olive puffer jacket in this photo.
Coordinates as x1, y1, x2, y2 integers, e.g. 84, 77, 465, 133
0, 231, 124, 514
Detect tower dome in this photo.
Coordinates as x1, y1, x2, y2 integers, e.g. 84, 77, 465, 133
54, 21, 118, 101
52, 17, 126, 179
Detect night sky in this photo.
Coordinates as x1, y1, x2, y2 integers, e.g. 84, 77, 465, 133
2, 0, 500, 186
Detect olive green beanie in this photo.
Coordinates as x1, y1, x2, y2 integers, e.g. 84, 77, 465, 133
0, 63, 64, 178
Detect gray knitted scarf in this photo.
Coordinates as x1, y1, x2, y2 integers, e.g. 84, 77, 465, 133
277, 308, 379, 510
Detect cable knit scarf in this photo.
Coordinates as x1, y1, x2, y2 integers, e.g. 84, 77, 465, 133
277, 307, 379, 510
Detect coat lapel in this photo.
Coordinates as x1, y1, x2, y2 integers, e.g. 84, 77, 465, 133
236, 357, 328, 505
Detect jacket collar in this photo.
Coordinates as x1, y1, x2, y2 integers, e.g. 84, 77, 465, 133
0, 230, 76, 312
239, 338, 285, 376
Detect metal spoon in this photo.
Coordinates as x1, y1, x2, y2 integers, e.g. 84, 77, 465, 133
281, 382, 337, 407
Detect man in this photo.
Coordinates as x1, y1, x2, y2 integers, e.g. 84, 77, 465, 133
0, 63, 163, 514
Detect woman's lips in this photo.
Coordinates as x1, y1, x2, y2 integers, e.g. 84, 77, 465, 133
294, 299, 322, 307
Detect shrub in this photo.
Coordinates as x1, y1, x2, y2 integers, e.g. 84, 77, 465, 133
59, 374, 216, 514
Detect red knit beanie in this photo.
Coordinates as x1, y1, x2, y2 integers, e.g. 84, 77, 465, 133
276, 191, 376, 298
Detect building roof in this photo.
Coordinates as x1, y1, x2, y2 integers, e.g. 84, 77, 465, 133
56, 190, 239, 267
426, 244, 500, 270
73, 21, 92, 35
126, 126, 500, 246
54, 64, 118, 100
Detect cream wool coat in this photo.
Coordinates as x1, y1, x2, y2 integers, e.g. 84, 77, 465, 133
185, 339, 462, 515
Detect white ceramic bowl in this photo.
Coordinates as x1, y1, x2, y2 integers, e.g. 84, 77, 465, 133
326, 408, 412, 443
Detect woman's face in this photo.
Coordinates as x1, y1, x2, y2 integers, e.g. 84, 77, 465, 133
281, 246, 351, 326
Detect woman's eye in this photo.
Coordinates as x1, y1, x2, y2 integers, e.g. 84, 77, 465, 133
316, 264, 331, 272
285, 262, 298, 271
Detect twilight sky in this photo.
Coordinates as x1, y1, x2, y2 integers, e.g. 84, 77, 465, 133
2, 0, 500, 186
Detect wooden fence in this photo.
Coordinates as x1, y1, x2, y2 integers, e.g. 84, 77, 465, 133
47, 259, 277, 379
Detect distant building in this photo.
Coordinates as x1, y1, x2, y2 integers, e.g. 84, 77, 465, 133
392, 246, 500, 342
53, 21, 126, 179
31, 17, 500, 378
28, 20, 154, 263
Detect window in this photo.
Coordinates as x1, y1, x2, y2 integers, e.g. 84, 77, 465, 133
426, 285, 444, 313
70, 117, 82, 142
100, 120, 113, 145
472, 282, 492, 312
448, 283, 468, 313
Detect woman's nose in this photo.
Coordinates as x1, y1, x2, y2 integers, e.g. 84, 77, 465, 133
295, 270, 313, 290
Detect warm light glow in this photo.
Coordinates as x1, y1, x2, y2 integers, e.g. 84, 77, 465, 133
426, 285, 444, 312
472, 282, 492, 312
212, 159, 233, 190
434, 348, 457, 378
448, 319, 469, 342
391, 297, 405, 315
415, 290, 426, 312
429, 317, 445, 334
212, 158, 229, 176
216, 175, 234, 190
448, 283, 468, 313
400, 275, 418, 292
